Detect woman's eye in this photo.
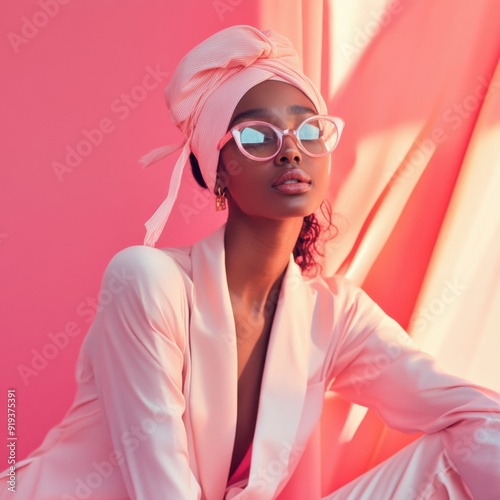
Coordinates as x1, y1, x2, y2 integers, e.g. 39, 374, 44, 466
299, 123, 321, 140
241, 128, 265, 144
241, 127, 275, 145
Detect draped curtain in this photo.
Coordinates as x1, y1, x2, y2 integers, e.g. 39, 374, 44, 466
260, 0, 500, 492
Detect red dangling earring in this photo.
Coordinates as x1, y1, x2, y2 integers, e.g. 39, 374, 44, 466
215, 186, 227, 211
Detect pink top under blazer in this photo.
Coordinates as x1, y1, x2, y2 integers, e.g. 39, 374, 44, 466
2, 224, 500, 499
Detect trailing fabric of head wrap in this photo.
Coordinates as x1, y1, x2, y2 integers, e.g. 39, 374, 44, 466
139, 25, 327, 247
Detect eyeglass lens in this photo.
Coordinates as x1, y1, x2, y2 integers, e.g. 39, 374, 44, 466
238, 117, 339, 159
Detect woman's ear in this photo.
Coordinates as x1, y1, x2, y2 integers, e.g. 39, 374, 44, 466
214, 157, 230, 195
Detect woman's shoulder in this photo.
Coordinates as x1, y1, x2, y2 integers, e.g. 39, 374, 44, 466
307, 272, 388, 323
308, 272, 362, 301
103, 244, 193, 288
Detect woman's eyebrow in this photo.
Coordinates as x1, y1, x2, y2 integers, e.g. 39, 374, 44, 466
230, 108, 269, 125
289, 104, 317, 115
230, 104, 317, 126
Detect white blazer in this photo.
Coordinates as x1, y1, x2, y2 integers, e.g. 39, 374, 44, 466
2, 224, 499, 499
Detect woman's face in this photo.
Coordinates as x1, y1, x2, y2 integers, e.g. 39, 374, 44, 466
217, 80, 331, 221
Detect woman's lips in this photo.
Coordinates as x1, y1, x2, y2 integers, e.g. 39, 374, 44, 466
273, 180, 311, 194
272, 168, 312, 194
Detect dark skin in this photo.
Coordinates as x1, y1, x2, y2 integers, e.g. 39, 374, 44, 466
216, 80, 331, 479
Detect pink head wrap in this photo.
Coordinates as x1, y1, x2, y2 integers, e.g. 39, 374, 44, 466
140, 25, 328, 247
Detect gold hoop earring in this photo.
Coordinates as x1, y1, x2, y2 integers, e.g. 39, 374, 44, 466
215, 186, 226, 211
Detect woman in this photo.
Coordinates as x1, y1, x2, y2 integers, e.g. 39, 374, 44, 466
2, 25, 499, 500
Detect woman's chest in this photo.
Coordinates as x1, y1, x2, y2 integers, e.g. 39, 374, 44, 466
229, 316, 272, 477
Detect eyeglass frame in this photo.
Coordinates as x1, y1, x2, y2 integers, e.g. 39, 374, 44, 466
217, 114, 345, 161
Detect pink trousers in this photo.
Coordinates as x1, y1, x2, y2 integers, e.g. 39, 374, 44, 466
323, 433, 471, 500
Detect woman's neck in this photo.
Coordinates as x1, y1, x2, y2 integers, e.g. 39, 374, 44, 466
224, 215, 303, 308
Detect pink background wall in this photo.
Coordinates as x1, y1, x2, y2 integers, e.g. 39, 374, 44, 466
1, 0, 256, 464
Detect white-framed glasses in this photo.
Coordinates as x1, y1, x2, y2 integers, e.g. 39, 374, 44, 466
217, 115, 345, 161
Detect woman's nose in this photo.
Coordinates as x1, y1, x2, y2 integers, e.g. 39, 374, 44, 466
274, 134, 302, 165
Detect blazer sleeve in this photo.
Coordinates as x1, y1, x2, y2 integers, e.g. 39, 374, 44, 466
81, 246, 201, 500
324, 276, 500, 499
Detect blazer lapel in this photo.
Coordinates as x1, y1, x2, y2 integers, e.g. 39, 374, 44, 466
242, 255, 311, 499
189, 224, 238, 500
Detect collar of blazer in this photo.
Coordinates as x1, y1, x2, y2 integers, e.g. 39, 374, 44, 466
185, 223, 321, 498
